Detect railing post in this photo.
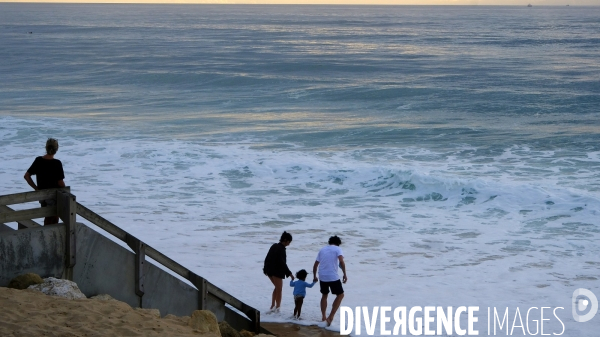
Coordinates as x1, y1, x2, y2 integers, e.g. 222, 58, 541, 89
189, 272, 207, 310
57, 191, 76, 280
126, 234, 146, 307
254, 310, 260, 334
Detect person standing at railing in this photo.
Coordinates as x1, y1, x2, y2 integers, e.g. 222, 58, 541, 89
263, 231, 295, 313
24, 138, 66, 225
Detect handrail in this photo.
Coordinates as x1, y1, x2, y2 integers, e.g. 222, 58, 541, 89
76, 203, 128, 242
0, 205, 41, 228
0, 189, 261, 333
145, 246, 189, 279
0, 206, 56, 224
75, 201, 260, 325
0, 188, 69, 228
0, 187, 70, 206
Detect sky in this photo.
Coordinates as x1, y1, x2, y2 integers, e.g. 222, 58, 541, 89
3, 0, 600, 5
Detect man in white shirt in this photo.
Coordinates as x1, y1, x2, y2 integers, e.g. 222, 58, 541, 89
312, 235, 347, 326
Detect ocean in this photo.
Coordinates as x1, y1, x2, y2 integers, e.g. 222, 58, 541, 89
1, 3, 599, 335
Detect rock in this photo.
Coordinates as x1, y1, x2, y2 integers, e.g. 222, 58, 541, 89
240, 330, 255, 337
188, 310, 221, 336
219, 321, 240, 337
8, 273, 44, 290
135, 307, 161, 318
27, 277, 86, 300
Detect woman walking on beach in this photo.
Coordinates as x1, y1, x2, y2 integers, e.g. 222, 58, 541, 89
23, 138, 66, 225
263, 231, 294, 313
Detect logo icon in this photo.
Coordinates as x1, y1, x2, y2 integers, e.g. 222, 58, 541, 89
572, 288, 598, 323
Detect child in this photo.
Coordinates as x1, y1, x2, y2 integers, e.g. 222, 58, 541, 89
289, 269, 316, 319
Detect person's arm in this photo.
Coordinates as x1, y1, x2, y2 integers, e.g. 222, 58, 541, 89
285, 262, 294, 280
290, 279, 296, 287
339, 255, 347, 283
306, 281, 316, 288
57, 162, 65, 188
24, 172, 38, 191
279, 245, 294, 280
312, 260, 319, 283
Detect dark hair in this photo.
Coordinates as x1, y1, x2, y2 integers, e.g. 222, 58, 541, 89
46, 138, 59, 155
280, 231, 292, 243
328, 235, 342, 246
296, 269, 308, 281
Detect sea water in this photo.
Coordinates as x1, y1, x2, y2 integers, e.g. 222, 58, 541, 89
1, 4, 599, 335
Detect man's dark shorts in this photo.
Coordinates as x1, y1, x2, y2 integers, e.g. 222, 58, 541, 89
320, 280, 344, 295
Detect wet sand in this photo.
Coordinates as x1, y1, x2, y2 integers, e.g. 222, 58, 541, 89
262, 322, 340, 337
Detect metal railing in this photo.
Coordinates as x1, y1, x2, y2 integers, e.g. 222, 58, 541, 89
0, 188, 260, 333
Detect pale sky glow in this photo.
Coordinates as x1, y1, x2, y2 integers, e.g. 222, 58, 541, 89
3, 0, 600, 5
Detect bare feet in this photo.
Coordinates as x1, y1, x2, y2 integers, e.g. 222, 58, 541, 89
326, 317, 332, 326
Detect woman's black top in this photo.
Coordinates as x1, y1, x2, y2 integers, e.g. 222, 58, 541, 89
27, 157, 65, 190
263, 242, 292, 279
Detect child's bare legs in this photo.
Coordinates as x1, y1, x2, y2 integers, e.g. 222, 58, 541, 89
268, 276, 283, 310
293, 296, 304, 318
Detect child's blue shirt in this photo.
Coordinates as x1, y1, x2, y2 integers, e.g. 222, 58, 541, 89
290, 279, 316, 297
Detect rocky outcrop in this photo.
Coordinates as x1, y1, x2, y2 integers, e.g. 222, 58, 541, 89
188, 310, 221, 336
219, 320, 240, 337
28, 277, 86, 300
8, 273, 44, 290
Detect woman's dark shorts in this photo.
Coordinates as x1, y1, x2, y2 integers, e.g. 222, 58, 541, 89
264, 268, 285, 279
320, 280, 344, 295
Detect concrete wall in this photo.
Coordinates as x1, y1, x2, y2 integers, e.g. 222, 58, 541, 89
73, 222, 216, 317
0, 222, 256, 332
0, 225, 65, 286
0, 224, 14, 232
72, 222, 140, 308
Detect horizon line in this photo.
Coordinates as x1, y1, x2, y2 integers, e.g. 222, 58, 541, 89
0, 1, 591, 5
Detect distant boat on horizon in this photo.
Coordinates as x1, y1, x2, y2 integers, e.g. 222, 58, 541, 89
527, 3, 533, 6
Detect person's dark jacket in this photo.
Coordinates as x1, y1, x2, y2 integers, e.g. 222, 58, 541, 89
263, 242, 292, 279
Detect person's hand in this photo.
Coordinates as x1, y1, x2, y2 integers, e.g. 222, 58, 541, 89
290, 275, 295, 281
313, 276, 318, 283
342, 274, 347, 284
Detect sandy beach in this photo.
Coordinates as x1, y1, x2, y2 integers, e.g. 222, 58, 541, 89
0, 286, 339, 337
0, 286, 218, 337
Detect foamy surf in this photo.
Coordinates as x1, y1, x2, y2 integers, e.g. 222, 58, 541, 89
1, 115, 598, 335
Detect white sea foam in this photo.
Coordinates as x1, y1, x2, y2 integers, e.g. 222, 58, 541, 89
1, 116, 598, 335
